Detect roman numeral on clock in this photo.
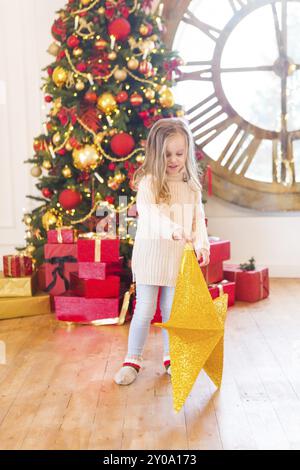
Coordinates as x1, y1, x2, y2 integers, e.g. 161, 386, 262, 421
228, 0, 252, 13
219, 126, 261, 175
182, 10, 221, 42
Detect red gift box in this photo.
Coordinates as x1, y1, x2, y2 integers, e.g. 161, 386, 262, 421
208, 279, 235, 307
77, 235, 120, 263
199, 239, 231, 284
70, 272, 120, 298
47, 227, 77, 244
44, 243, 77, 296
223, 264, 269, 302
78, 256, 124, 280
3, 255, 33, 277
54, 292, 121, 323
201, 261, 223, 285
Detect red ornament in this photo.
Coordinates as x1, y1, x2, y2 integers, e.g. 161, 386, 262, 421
45, 96, 52, 104
84, 91, 98, 103
108, 18, 131, 41
116, 91, 128, 103
59, 189, 82, 210
42, 188, 54, 199
69, 137, 81, 149
110, 133, 135, 157
139, 60, 152, 76
47, 67, 53, 76
57, 50, 66, 61
130, 93, 143, 107
67, 35, 80, 48
76, 62, 87, 72
108, 162, 116, 170
105, 196, 115, 204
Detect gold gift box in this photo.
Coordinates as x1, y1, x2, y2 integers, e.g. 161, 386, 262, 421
0, 271, 37, 297
0, 292, 51, 320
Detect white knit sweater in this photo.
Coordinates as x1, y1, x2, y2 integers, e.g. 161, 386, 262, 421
131, 169, 210, 287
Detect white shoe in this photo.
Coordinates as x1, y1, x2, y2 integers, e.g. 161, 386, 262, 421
114, 356, 142, 386
114, 365, 139, 385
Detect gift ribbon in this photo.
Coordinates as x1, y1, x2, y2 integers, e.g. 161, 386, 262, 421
79, 232, 116, 262
228, 268, 269, 299
44, 255, 77, 292
54, 226, 77, 244
208, 279, 230, 296
6, 255, 26, 277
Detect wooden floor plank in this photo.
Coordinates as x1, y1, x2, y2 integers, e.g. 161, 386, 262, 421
0, 278, 299, 449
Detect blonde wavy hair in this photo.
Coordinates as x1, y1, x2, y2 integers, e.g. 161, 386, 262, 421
132, 117, 203, 204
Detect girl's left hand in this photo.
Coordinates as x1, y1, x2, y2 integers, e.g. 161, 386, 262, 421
196, 248, 210, 267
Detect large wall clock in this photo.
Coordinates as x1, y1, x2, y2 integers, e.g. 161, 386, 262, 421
162, 0, 300, 210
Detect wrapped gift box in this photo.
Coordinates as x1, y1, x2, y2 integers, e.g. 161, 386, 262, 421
0, 272, 37, 297
208, 280, 235, 307
78, 257, 124, 280
199, 239, 231, 284
44, 243, 77, 296
36, 263, 46, 291
77, 236, 120, 263
0, 292, 51, 320
47, 227, 77, 244
201, 261, 223, 285
70, 272, 121, 298
3, 255, 33, 277
54, 292, 122, 323
223, 264, 269, 302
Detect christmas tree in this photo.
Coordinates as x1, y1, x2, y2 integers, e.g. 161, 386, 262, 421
23, 0, 185, 265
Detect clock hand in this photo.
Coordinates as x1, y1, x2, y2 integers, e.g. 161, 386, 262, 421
271, 3, 285, 58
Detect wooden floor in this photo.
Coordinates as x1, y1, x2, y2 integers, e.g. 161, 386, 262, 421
0, 278, 300, 450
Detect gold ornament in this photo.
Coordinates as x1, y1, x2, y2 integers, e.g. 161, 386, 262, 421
62, 165, 72, 178
72, 145, 99, 171
94, 38, 108, 50
23, 214, 32, 226
76, 17, 94, 38
30, 165, 42, 177
154, 243, 228, 413
81, 0, 92, 5
108, 51, 117, 60
159, 85, 175, 108
42, 211, 58, 230
97, 92, 117, 114
42, 160, 52, 170
26, 244, 36, 256
94, 132, 105, 145
176, 109, 185, 117
47, 42, 60, 56
65, 141, 73, 151
52, 66, 68, 88
97, 6, 105, 14
75, 80, 85, 91
144, 87, 155, 100
113, 68, 127, 82
139, 24, 149, 36
50, 97, 62, 117
52, 131, 61, 145
73, 47, 83, 58
127, 57, 139, 70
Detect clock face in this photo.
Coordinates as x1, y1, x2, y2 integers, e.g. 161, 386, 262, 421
164, 0, 300, 210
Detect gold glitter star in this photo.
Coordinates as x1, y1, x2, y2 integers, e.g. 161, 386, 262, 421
154, 242, 228, 413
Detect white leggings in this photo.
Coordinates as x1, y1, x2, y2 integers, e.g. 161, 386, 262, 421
127, 284, 175, 358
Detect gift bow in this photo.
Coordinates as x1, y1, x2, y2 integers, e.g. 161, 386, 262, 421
163, 58, 183, 81
44, 256, 77, 292
209, 279, 230, 295
57, 106, 77, 127
105, 0, 129, 19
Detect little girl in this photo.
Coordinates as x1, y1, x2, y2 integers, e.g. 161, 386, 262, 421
114, 117, 210, 386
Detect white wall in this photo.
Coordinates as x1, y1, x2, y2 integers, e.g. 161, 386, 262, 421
0, 0, 64, 261
0, 0, 299, 278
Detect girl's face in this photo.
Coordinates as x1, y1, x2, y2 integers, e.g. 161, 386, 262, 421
165, 133, 187, 175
